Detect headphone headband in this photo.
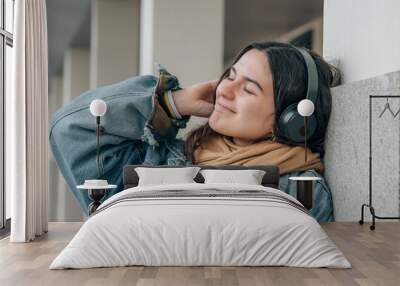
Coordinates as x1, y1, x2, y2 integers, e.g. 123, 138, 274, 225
294, 48, 319, 103
277, 46, 319, 144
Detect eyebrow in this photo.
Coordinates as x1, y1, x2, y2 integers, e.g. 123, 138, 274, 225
231, 66, 264, 92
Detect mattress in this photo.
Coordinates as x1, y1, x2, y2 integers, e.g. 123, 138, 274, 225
49, 183, 351, 269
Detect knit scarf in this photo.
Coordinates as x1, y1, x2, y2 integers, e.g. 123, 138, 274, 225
193, 134, 324, 175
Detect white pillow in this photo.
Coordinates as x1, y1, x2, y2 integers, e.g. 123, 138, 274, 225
135, 167, 201, 186
200, 169, 266, 185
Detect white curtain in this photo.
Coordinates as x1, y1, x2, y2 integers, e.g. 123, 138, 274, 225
9, 0, 49, 242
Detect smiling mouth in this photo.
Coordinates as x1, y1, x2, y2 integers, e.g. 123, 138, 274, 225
215, 102, 235, 113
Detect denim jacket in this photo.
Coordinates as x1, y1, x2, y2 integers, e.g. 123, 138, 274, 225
49, 65, 334, 222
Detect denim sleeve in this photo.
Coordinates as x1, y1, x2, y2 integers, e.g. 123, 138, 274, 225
49, 69, 189, 215
279, 169, 334, 222
149, 64, 191, 139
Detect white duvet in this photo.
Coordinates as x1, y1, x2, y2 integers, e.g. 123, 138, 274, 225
50, 183, 351, 269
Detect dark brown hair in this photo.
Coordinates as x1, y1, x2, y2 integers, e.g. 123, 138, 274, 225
184, 41, 341, 164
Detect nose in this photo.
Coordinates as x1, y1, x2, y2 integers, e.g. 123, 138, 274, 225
220, 79, 239, 100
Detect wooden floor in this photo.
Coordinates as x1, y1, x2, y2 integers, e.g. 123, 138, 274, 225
0, 222, 399, 286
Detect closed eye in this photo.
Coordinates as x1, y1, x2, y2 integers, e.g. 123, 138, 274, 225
244, 88, 255, 95
226, 67, 261, 96
231, 66, 264, 93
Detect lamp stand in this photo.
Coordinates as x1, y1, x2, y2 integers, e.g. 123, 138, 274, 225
87, 188, 107, 215
95, 116, 105, 179
304, 116, 308, 162
297, 180, 313, 210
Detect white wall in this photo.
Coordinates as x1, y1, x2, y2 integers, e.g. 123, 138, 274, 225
140, 0, 225, 137
48, 48, 91, 222
152, 0, 224, 87
63, 48, 90, 101
48, 75, 84, 222
91, 0, 140, 88
323, 0, 400, 84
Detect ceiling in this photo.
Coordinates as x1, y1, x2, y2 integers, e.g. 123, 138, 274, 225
47, 0, 323, 76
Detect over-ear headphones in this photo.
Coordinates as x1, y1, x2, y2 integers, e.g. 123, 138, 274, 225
277, 47, 319, 143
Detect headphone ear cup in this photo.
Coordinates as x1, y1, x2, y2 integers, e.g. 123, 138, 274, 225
278, 103, 317, 143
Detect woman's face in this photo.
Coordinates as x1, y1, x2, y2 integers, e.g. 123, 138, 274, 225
209, 49, 275, 145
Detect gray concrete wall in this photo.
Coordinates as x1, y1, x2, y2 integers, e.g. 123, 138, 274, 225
324, 70, 400, 221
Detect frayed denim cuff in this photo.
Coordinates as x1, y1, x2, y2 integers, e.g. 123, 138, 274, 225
145, 64, 191, 145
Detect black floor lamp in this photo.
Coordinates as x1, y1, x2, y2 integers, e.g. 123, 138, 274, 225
77, 99, 116, 215
289, 98, 321, 210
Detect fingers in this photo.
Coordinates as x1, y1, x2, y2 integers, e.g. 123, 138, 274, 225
194, 79, 219, 95
196, 102, 215, 118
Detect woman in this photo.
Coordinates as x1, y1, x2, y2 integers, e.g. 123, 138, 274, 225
49, 41, 340, 221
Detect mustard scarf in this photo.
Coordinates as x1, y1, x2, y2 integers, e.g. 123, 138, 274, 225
193, 134, 324, 175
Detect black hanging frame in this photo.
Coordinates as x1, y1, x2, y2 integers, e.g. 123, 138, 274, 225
359, 95, 400, 230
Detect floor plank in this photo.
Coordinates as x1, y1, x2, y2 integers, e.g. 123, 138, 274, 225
0, 222, 399, 286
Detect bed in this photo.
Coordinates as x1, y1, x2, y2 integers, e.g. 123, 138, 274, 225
49, 165, 351, 269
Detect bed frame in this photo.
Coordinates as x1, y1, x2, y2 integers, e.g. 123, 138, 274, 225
123, 164, 280, 190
